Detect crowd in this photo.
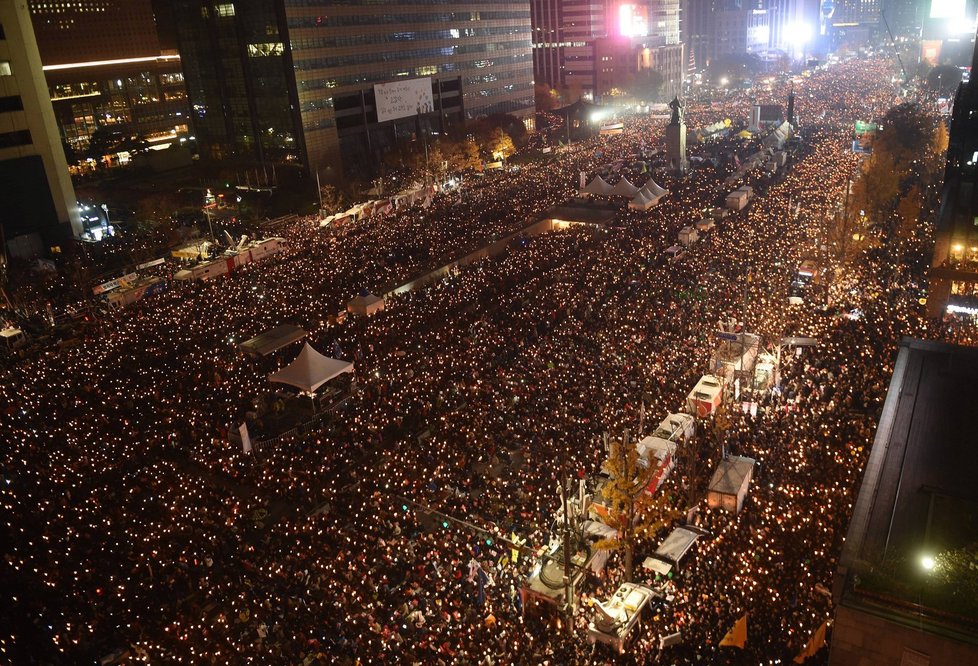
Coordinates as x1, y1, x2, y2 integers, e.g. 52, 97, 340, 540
0, 56, 953, 664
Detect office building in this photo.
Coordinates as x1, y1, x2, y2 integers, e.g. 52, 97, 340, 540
0, 0, 82, 254
927, 22, 978, 317
532, 1, 610, 94
532, 1, 683, 99
27, 0, 189, 167
918, 18, 978, 315
687, 0, 773, 67
830, 339, 978, 664
163, 1, 535, 181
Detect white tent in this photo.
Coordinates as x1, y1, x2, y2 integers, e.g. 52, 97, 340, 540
628, 190, 656, 211
347, 292, 385, 316
582, 175, 614, 196
641, 178, 668, 198
610, 177, 640, 197
268, 343, 354, 394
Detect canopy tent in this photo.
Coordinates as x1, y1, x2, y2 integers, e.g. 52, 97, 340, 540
268, 343, 354, 394
641, 178, 668, 198
582, 175, 613, 196
610, 177, 640, 197
347, 292, 385, 316
707, 455, 756, 513
239, 324, 306, 357
628, 190, 656, 211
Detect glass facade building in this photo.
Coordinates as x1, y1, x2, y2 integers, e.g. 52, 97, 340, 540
166, 1, 535, 180
28, 1, 190, 163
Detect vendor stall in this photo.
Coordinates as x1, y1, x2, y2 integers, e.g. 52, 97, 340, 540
707, 455, 756, 513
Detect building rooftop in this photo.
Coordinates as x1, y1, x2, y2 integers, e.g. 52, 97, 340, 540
836, 338, 978, 638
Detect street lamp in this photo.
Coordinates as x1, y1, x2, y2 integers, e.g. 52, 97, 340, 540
920, 555, 935, 571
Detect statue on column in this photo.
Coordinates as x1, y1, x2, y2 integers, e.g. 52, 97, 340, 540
669, 96, 684, 126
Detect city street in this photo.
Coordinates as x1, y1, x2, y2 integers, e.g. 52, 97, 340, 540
0, 56, 950, 664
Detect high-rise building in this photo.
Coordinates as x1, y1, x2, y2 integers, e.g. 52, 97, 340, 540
0, 0, 82, 253
927, 25, 978, 317
162, 0, 535, 181
686, 0, 772, 67
27, 0, 189, 167
532, 1, 683, 99
532, 1, 611, 94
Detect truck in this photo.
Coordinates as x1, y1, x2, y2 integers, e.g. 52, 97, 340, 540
686, 374, 725, 417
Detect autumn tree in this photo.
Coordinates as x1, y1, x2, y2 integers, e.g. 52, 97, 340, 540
894, 184, 923, 245
595, 433, 679, 582
873, 102, 933, 169
444, 137, 482, 172
485, 127, 516, 160
319, 184, 346, 214
850, 149, 900, 224
535, 82, 559, 111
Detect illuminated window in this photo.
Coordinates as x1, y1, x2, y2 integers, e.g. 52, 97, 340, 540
215, 3, 235, 17
0, 61, 10, 76
248, 43, 284, 57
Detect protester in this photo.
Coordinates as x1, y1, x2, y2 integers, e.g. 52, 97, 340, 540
0, 57, 943, 664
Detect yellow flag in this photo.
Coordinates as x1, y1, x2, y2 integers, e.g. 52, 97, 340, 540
719, 614, 747, 648
793, 621, 827, 663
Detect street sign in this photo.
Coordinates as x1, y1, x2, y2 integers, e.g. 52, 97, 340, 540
716, 331, 739, 341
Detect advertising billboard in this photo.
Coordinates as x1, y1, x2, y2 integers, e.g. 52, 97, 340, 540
619, 4, 649, 37
930, 0, 966, 19
374, 77, 434, 123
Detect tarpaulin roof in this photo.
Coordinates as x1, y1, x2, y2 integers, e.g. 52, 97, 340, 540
268, 343, 353, 393
239, 324, 307, 357
583, 175, 613, 196
708, 455, 755, 495
610, 178, 640, 197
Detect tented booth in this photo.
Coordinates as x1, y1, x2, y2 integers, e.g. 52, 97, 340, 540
239, 324, 307, 357
347, 292, 385, 316
269, 343, 354, 395
628, 191, 656, 211
643, 526, 702, 575
581, 175, 614, 197
678, 226, 699, 246
610, 178, 640, 198
707, 455, 756, 513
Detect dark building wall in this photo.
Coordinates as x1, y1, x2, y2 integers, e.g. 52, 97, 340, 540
29, 0, 161, 64
166, 0, 301, 166
0, 154, 60, 239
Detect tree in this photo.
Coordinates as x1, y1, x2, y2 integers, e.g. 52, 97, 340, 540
932, 121, 949, 160
318, 184, 345, 214
535, 83, 559, 112
894, 185, 923, 245
135, 193, 180, 228
925, 65, 962, 98
444, 137, 481, 172
627, 69, 665, 103
873, 102, 933, 169
485, 127, 516, 161
557, 80, 584, 104
850, 150, 900, 224
594, 433, 678, 582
